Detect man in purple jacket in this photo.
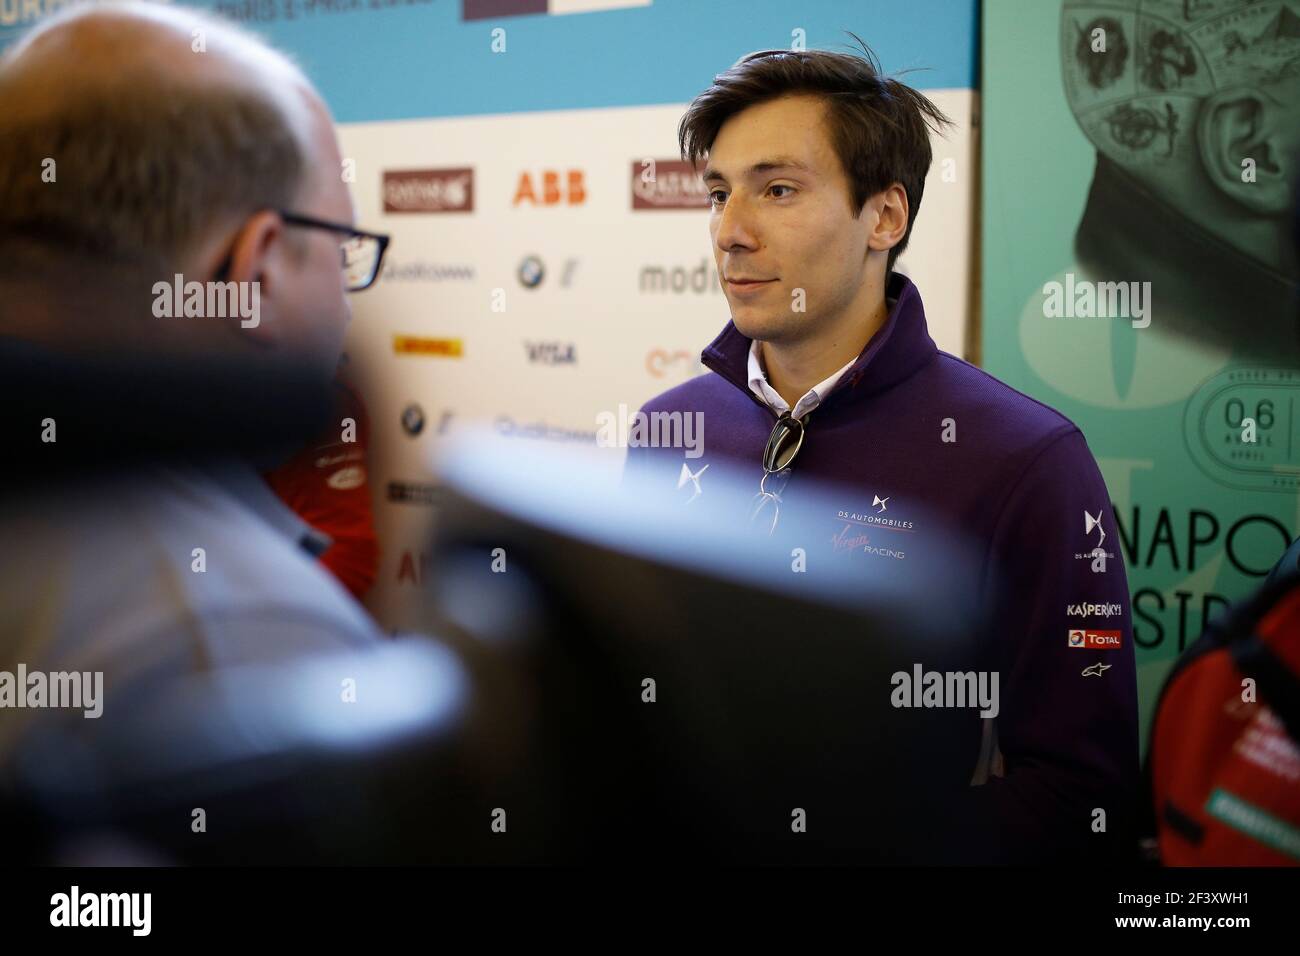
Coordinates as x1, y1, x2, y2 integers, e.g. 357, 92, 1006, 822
625, 45, 1140, 863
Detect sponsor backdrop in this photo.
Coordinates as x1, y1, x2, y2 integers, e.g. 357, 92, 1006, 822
0, 1, 978, 631
984, 0, 1300, 752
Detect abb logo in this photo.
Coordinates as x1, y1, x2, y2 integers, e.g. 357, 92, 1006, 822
1067, 629, 1123, 649
514, 169, 586, 206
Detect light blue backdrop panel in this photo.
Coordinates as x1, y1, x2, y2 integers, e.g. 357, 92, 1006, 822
0, 0, 977, 121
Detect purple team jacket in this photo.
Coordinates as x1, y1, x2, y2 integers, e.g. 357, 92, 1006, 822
626, 271, 1140, 862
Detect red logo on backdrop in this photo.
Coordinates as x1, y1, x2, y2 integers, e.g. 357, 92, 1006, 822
397, 549, 433, 585
631, 159, 709, 210
645, 348, 697, 378
383, 168, 475, 213
513, 170, 586, 206
1068, 629, 1123, 649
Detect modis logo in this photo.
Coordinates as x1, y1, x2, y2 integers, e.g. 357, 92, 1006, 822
393, 335, 464, 358
513, 169, 586, 206
1067, 629, 1123, 650
382, 168, 474, 213
631, 159, 709, 210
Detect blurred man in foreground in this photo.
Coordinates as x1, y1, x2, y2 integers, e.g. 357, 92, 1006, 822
0, 1, 391, 759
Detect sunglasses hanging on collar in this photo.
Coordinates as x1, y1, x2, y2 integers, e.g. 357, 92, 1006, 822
747, 411, 809, 535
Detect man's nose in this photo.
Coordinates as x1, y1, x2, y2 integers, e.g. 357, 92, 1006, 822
715, 193, 760, 253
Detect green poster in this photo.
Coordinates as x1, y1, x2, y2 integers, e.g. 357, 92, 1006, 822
982, 0, 1300, 752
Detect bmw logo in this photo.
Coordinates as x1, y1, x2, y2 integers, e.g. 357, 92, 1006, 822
517, 255, 544, 289
401, 404, 425, 436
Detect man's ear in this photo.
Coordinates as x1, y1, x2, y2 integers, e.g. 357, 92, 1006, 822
865, 184, 909, 255
1197, 87, 1293, 215
220, 209, 285, 343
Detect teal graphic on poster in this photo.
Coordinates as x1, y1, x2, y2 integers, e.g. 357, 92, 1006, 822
983, 0, 1300, 753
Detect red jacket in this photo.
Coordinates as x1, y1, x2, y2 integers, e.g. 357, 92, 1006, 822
264, 379, 379, 603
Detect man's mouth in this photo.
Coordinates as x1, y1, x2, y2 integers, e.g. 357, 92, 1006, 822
725, 277, 777, 289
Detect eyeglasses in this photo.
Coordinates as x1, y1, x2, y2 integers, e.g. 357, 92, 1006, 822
278, 211, 391, 292
748, 412, 809, 535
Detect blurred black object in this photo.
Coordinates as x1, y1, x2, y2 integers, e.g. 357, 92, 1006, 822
0, 430, 998, 864
0, 337, 337, 488
423, 436, 996, 864
3, 639, 513, 865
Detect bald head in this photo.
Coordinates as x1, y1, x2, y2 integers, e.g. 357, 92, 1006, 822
1, 1, 319, 144
0, 1, 344, 276
0, 1, 356, 370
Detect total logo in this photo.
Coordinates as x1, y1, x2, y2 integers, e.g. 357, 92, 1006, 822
1067, 629, 1123, 650
513, 169, 586, 206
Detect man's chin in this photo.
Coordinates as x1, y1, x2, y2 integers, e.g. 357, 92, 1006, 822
730, 311, 793, 343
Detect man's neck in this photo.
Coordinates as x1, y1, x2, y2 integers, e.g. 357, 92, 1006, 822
761, 285, 889, 410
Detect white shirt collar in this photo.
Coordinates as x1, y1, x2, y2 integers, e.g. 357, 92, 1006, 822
746, 340, 855, 421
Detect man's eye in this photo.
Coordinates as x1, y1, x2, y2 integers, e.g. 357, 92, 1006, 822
769, 184, 794, 199
708, 189, 727, 206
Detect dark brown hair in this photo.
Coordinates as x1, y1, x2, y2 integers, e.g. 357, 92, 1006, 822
678, 37, 953, 271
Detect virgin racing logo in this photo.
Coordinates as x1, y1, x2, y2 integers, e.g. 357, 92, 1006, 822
832, 499, 915, 559
831, 524, 904, 559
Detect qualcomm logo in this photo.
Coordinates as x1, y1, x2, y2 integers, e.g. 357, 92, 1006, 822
678, 462, 708, 503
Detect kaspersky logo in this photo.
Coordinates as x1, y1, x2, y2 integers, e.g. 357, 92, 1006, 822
1067, 601, 1123, 618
